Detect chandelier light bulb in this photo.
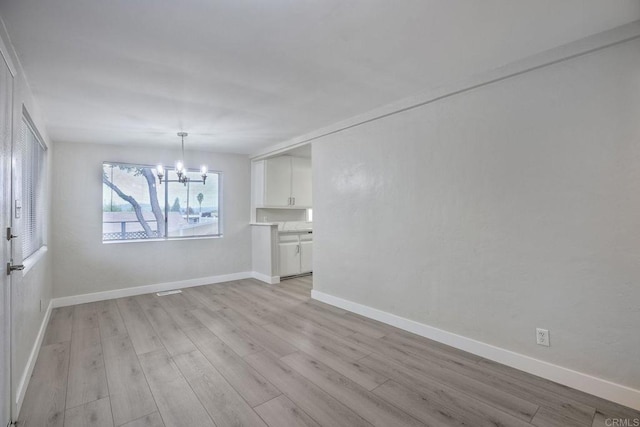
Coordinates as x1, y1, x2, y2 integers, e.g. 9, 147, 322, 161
201, 165, 207, 175
156, 164, 164, 183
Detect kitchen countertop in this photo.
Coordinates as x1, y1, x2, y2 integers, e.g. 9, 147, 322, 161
278, 228, 313, 234
251, 221, 313, 233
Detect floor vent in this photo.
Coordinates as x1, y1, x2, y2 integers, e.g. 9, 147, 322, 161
156, 290, 182, 296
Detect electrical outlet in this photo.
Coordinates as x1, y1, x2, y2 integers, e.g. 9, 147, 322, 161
536, 328, 550, 347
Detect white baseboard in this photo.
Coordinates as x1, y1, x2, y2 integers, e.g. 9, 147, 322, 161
15, 299, 53, 416
251, 272, 280, 284
311, 290, 640, 411
52, 272, 253, 308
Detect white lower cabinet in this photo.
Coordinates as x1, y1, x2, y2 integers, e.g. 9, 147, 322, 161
300, 238, 313, 274
279, 232, 313, 277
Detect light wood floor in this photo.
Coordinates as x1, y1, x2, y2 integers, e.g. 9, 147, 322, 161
19, 276, 640, 426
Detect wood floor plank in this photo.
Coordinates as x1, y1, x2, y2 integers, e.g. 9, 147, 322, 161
242, 279, 309, 303
302, 347, 388, 391
286, 304, 361, 338
192, 307, 263, 356
164, 306, 206, 330
383, 331, 483, 364
138, 349, 215, 427
66, 327, 109, 409
591, 411, 608, 427
194, 282, 229, 296
374, 380, 530, 427
116, 297, 163, 355
44, 307, 74, 345
71, 302, 99, 332
173, 349, 267, 427
359, 350, 538, 421
262, 320, 343, 359
215, 307, 298, 358
281, 351, 425, 427
19, 342, 70, 427
233, 286, 299, 316
182, 287, 226, 311
264, 320, 387, 390
120, 412, 165, 427
342, 311, 400, 335
390, 327, 482, 358
64, 397, 113, 427
234, 283, 302, 309
96, 300, 127, 338
142, 306, 197, 356
244, 351, 372, 427
134, 294, 163, 311
307, 298, 348, 316
531, 406, 587, 427
102, 334, 157, 426
373, 383, 468, 427
270, 314, 373, 360
175, 289, 207, 309
214, 290, 278, 325
156, 292, 201, 310
293, 301, 387, 339
265, 317, 370, 361
183, 326, 281, 407
277, 280, 310, 297
254, 395, 320, 427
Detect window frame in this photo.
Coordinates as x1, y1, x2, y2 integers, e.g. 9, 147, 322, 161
102, 161, 223, 243
21, 109, 48, 262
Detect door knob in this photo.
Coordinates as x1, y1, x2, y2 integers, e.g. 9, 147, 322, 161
6, 263, 25, 275
6, 227, 17, 241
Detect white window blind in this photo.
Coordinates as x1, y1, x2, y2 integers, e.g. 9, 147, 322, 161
21, 117, 46, 259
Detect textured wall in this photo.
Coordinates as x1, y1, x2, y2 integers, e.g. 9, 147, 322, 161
313, 38, 640, 388
52, 142, 252, 298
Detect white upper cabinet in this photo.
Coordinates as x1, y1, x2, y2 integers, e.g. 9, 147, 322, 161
291, 157, 312, 207
254, 156, 312, 208
264, 156, 293, 207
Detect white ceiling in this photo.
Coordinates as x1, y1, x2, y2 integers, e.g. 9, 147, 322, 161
1, 1, 638, 155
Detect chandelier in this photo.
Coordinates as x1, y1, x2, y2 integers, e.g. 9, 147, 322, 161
156, 132, 207, 186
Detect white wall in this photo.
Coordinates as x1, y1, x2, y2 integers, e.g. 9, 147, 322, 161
0, 18, 54, 415
52, 142, 251, 298
313, 36, 640, 392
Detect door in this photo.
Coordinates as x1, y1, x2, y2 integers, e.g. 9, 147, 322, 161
264, 156, 292, 206
291, 156, 312, 207
0, 48, 14, 427
300, 239, 313, 274
279, 238, 300, 277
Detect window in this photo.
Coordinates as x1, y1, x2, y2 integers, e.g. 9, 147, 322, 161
21, 115, 47, 259
102, 162, 221, 241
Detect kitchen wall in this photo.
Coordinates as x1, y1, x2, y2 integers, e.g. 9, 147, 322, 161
313, 36, 640, 391
52, 142, 251, 298
1, 20, 54, 414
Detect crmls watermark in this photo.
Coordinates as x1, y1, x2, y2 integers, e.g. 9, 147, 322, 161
605, 419, 640, 427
